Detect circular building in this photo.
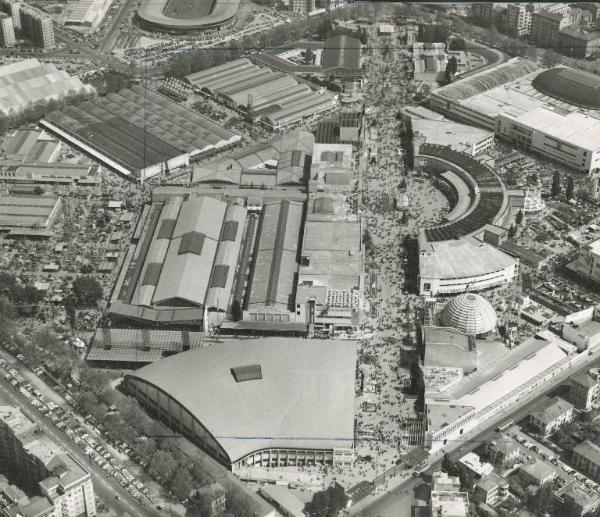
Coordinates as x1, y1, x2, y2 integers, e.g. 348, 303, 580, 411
124, 338, 357, 470
441, 293, 497, 336
532, 67, 600, 109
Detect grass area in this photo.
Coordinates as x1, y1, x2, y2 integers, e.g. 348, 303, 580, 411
162, 0, 215, 19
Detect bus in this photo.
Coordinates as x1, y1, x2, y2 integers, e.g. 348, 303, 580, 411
496, 419, 514, 432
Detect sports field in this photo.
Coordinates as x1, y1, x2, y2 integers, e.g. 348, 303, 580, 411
162, 0, 215, 19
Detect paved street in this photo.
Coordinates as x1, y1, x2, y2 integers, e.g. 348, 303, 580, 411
0, 368, 161, 517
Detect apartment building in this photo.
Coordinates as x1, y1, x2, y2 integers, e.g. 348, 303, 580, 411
471, 2, 493, 26
528, 396, 574, 437
19, 4, 54, 48
572, 441, 600, 482
505, 3, 536, 37
488, 435, 521, 467
531, 9, 570, 48
569, 369, 600, 411
0, 406, 96, 516
473, 472, 509, 507
0, 0, 20, 29
0, 12, 14, 47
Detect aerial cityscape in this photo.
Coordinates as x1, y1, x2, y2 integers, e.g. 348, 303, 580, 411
1, 1, 600, 516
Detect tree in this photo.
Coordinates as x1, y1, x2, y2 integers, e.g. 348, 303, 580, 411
231, 300, 243, 322
526, 483, 555, 516
449, 37, 466, 51
444, 55, 458, 83
441, 453, 454, 475
76, 391, 100, 417
508, 224, 517, 237
79, 367, 110, 397
170, 468, 194, 500
304, 483, 348, 517
566, 176, 575, 201
551, 170, 561, 197
71, 276, 103, 307
0, 296, 15, 343
516, 209, 524, 225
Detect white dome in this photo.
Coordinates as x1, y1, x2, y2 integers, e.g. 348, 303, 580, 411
441, 293, 497, 336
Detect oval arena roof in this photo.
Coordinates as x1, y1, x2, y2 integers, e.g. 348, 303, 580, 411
125, 338, 357, 464
137, 0, 239, 29
532, 67, 600, 108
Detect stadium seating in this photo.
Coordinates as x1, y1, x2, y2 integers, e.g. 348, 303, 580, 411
420, 144, 506, 241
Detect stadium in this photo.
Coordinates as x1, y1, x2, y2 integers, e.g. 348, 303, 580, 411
40, 85, 241, 179
123, 338, 357, 469
428, 58, 600, 174
415, 143, 519, 296
186, 59, 337, 130
136, 0, 239, 31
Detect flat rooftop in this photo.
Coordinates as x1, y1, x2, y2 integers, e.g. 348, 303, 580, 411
412, 119, 492, 151
419, 239, 516, 279
502, 106, 600, 152
445, 337, 569, 411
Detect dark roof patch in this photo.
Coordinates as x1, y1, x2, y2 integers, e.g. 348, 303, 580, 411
221, 220, 238, 241
179, 231, 205, 255
210, 264, 229, 288
142, 263, 163, 286
231, 364, 262, 382
157, 218, 176, 239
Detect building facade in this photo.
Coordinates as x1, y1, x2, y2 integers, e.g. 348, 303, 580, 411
569, 369, 600, 411
473, 472, 509, 507
0, 0, 20, 29
505, 3, 536, 37
568, 240, 600, 285
0, 13, 14, 47
0, 406, 96, 516
530, 10, 569, 48
495, 109, 600, 175
528, 396, 574, 437
20, 5, 54, 48
572, 441, 600, 482
559, 26, 600, 58
471, 2, 493, 26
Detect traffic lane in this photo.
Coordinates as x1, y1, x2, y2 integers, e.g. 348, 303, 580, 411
100, 0, 138, 53
0, 376, 161, 517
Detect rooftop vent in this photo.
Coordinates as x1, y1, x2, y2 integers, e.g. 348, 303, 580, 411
231, 364, 262, 382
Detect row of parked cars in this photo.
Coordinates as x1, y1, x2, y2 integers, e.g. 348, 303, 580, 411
0, 360, 155, 507
510, 431, 600, 492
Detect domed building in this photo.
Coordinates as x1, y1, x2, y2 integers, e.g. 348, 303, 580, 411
532, 67, 600, 109
440, 293, 497, 336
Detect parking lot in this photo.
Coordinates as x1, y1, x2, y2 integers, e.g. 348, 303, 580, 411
0, 356, 168, 516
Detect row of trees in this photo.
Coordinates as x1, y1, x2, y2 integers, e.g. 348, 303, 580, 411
166, 2, 381, 80
73, 370, 199, 500
551, 170, 576, 200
